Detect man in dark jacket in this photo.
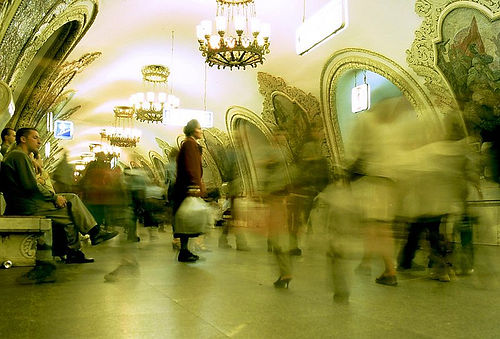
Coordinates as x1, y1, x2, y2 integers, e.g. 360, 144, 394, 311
0, 128, 117, 263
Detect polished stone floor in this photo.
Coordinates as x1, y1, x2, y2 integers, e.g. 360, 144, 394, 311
1, 226, 499, 339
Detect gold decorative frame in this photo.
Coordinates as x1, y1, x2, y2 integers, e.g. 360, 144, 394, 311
155, 137, 175, 160
149, 150, 166, 183
203, 127, 232, 182
257, 72, 335, 178
198, 137, 223, 190
320, 48, 436, 166
0, 1, 98, 128
225, 105, 291, 196
407, 0, 499, 108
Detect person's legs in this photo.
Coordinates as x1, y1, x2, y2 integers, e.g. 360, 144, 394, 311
37, 204, 81, 251
267, 196, 292, 287
426, 216, 452, 281
372, 221, 397, 286
235, 227, 250, 251
329, 251, 352, 303
399, 219, 425, 269
218, 222, 231, 248
61, 193, 97, 234
287, 204, 301, 255
178, 235, 198, 262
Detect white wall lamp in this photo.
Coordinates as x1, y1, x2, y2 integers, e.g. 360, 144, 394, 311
351, 71, 370, 113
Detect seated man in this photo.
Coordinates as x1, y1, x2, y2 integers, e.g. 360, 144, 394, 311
0, 128, 118, 263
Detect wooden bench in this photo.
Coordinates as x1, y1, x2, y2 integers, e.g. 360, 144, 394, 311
0, 213, 51, 267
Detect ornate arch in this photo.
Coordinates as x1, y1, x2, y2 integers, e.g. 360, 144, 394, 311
0, 0, 98, 128
257, 72, 333, 173
407, 0, 499, 109
149, 150, 166, 183
203, 127, 232, 182
155, 137, 175, 160
320, 48, 436, 165
226, 105, 291, 196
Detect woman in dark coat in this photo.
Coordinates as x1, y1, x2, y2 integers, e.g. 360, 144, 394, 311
173, 119, 205, 262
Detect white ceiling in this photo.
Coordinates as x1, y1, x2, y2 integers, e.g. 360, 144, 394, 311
64, 0, 422, 162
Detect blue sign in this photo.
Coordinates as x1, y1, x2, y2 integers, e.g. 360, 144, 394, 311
54, 120, 74, 140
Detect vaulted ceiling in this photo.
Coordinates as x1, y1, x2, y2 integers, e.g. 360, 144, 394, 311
63, 0, 422, 162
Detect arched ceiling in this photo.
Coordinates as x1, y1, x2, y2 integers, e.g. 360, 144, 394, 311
63, 0, 422, 163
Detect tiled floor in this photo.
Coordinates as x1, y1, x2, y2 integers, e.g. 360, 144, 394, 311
1, 226, 499, 338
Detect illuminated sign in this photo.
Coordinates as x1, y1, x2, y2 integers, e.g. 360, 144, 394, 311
163, 108, 214, 128
351, 84, 370, 113
296, 0, 348, 55
54, 120, 74, 139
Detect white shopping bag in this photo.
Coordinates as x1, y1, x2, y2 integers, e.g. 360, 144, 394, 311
175, 197, 213, 235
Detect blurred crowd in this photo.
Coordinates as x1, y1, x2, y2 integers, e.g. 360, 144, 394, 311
1, 98, 497, 304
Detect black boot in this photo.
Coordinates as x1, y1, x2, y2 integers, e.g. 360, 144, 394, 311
88, 225, 119, 245
178, 249, 198, 262
65, 249, 94, 264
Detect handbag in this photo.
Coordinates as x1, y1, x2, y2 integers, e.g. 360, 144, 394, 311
174, 197, 213, 235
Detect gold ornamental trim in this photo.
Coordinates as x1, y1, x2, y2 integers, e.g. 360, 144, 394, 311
113, 105, 135, 118
217, 0, 254, 6
225, 105, 291, 196
141, 64, 169, 83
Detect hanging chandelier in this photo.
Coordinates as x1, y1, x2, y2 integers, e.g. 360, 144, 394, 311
100, 106, 141, 147
196, 0, 270, 70
89, 142, 121, 160
130, 65, 180, 123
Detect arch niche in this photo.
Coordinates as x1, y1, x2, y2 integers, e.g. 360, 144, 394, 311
320, 48, 436, 166
226, 106, 290, 197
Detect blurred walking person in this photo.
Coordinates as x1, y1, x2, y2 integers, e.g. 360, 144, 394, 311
172, 119, 205, 262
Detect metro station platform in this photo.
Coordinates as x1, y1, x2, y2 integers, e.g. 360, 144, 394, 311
1, 227, 499, 338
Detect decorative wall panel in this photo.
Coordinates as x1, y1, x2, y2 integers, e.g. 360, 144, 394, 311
0, 0, 98, 129
407, 0, 499, 114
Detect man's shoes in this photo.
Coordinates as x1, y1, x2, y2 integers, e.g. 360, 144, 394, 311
65, 249, 94, 264
288, 248, 302, 256
36, 243, 52, 251
375, 274, 398, 286
178, 249, 198, 262
16, 262, 56, 284
218, 242, 232, 249
90, 229, 119, 245
333, 293, 350, 304
397, 262, 426, 272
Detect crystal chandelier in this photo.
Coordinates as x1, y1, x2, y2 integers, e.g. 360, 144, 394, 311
89, 143, 121, 160
130, 65, 180, 123
197, 0, 270, 70
100, 106, 141, 147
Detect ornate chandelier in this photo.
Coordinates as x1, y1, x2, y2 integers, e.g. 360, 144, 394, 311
89, 143, 121, 160
196, 0, 270, 70
130, 65, 180, 123
100, 106, 141, 147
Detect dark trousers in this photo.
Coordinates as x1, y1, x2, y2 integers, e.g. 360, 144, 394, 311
399, 216, 445, 269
